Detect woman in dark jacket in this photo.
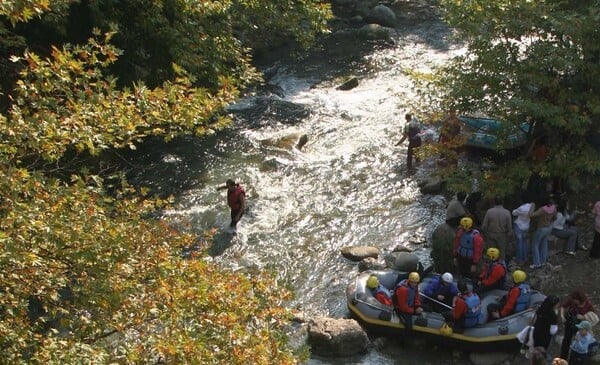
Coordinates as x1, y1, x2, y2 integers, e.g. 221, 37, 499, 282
533, 295, 560, 354
559, 289, 597, 359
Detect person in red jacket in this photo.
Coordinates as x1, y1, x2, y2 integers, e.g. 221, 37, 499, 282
394, 272, 424, 329
487, 270, 531, 320
443, 278, 482, 331
476, 247, 507, 294
367, 275, 393, 306
217, 179, 246, 233
453, 217, 484, 280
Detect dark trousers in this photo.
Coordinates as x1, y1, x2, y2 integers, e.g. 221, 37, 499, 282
568, 351, 588, 365
560, 322, 577, 359
230, 208, 244, 228
406, 139, 421, 170
456, 256, 476, 281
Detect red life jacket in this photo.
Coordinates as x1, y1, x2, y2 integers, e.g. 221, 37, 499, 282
227, 185, 245, 210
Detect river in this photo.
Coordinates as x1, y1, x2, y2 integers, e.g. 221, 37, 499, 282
126, 6, 474, 365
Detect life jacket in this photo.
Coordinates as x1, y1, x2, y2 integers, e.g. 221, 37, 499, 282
457, 229, 480, 258
227, 184, 245, 210
396, 279, 416, 307
407, 124, 421, 141
515, 283, 531, 312
461, 292, 482, 327
374, 285, 392, 300
482, 260, 507, 289
428, 276, 455, 298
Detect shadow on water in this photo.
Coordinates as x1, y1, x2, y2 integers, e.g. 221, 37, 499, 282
206, 231, 237, 257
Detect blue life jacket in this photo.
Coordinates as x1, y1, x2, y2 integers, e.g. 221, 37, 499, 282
424, 276, 458, 298
462, 292, 482, 327
396, 279, 416, 307
482, 260, 507, 289
515, 283, 531, 312
458, 229, 480, 258
374, 285, 392, 299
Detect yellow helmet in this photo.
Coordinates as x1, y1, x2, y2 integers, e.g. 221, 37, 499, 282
512, 270, 527, 284
440, 322, 453, 336
460, 217, 473, 230
408, 272, 420, 283
367, 275, 379, 289
486, 247, 500, 261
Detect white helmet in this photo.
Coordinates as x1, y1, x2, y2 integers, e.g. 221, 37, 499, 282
441, 272, 453, 284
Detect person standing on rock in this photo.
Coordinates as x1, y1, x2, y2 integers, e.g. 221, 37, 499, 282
216, 179, 246, 233
568, 320, 597, 365
530, 197, 557, 269
446, 191, 467, 228
512, 194, 535, 266
453, 217, 484, 281
481, 196, 513, 261
590, 200, 600, 259
395, 113, 422, 171
532, 295, 560, 361
559, 289, 598, 360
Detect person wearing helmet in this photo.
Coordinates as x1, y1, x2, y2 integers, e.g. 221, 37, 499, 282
488, 270, 531, 320
367, 275, 393, 306
481, 196, 513, 261
394, 272, 424, 329
443, 278, 482, 331
423, 272, 459, 312
453, 216, 484, 280
475, 247, 507, 294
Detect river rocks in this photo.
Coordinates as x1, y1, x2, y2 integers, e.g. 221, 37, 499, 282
365, 5, 397, 28
340, 246, 380, 261
308, 317, 369, 357
358, 257, 387, 272
384, 251, 419, 271
296, 134, 309, 150
336, 76, 359, 90
356, 24, 396, 40
418, 178, 447, 195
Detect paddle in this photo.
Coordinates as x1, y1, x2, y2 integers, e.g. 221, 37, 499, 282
419, 292, 453, 310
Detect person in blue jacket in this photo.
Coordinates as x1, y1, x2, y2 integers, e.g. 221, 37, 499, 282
569, 320, 597, 365
423, 272, 459, 312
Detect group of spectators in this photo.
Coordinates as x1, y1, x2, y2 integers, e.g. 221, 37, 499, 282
446, 192, 600, 269
365, 190, 600, 363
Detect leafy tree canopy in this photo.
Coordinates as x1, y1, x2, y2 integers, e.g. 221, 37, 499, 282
0, 1, 331, 363
419, 0, 600, 197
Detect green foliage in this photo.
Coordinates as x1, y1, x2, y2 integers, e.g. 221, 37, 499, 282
418, 0, 600, 195
0, 1, 332, 363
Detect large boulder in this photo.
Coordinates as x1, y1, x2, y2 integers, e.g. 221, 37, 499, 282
308, 317, 369, 357
340, 246, 380, 261
356, 24, 396, 40
365, 5, 397, 28
385, 251, 419, 271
